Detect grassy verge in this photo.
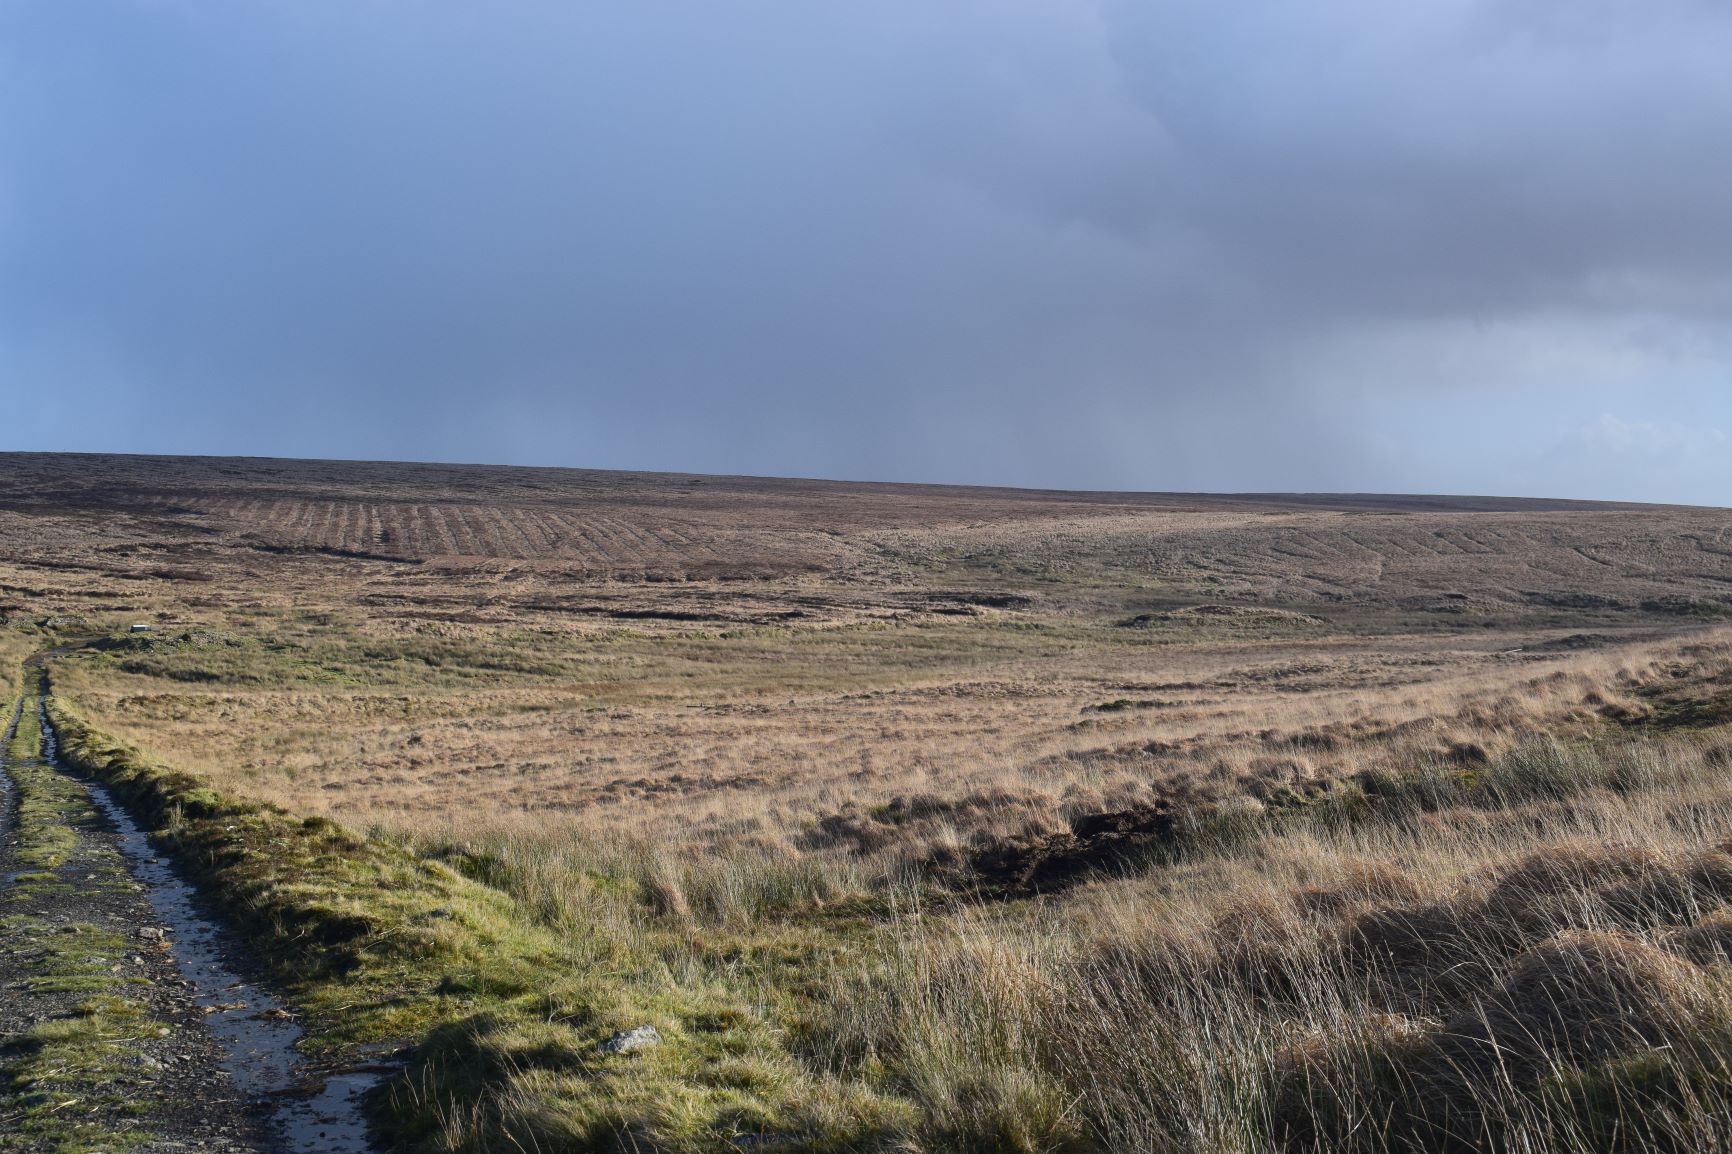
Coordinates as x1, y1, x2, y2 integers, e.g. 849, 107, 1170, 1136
41, 674, 911, 1152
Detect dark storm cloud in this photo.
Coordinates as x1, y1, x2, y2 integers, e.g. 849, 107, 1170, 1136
2, 1, 1730, 501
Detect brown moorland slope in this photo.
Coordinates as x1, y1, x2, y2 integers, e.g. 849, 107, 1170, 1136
4, 451, 1732, 843
0, 448, 1724, 601
10, 453, 1732, 1152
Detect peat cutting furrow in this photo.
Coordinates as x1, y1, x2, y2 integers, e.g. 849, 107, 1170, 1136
0, 688, 378, 1153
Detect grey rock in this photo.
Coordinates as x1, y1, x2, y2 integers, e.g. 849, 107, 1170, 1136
598, 1025, 662, 1054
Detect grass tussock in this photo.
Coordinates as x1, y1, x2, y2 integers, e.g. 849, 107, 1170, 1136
794, 724, 1732, 1153
372, 737, 1732, 1153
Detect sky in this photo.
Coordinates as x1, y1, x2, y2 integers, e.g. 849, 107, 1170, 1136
2, 1, 1730, 504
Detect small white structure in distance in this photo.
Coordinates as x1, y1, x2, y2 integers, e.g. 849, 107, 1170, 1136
128, 623, 152, 633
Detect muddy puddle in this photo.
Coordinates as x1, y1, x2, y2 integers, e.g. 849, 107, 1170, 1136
40, 704, 391, 1152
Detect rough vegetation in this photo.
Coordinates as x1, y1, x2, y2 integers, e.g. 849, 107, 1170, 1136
39, 680, 911, 1151
4, 452, 1732, 1150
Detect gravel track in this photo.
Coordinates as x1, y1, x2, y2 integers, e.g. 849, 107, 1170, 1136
0, 695, 275, 1153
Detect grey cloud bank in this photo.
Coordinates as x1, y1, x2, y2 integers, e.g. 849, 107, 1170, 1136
2, 1, 1730, 503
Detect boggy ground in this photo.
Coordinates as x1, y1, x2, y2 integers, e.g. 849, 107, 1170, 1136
0, 687, 272, 1154
5, 453, 1732, 1150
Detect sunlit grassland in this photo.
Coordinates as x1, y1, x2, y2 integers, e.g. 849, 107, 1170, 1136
8, 552, 1731, 1152
22, 606, 1732, 1150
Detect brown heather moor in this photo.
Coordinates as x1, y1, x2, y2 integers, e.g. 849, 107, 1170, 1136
7, 450, 1732, 1151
